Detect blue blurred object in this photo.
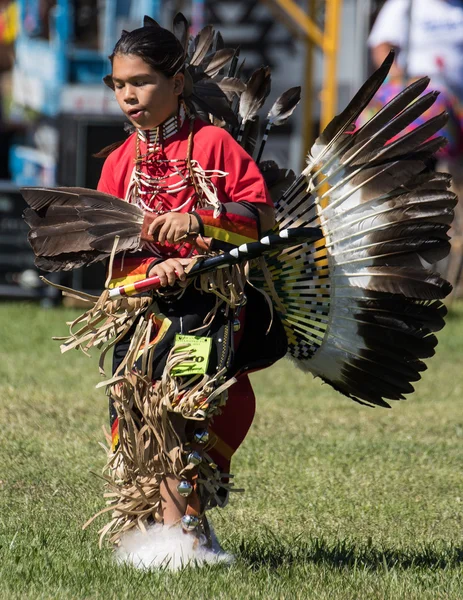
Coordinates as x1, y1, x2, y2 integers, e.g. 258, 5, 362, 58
13, 0, 162, 117
11, 0, 161, 188
9, 145, 56, 187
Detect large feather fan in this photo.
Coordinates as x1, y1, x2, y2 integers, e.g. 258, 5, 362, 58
251, 51, 455, 408
22, 187, 147, 271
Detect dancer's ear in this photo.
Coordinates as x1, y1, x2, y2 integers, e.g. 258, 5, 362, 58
173, 73, 185, 96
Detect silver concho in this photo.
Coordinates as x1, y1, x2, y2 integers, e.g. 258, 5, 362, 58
187, 451, 202, 466
181, 514, 199, 531
177, 480, 193, 497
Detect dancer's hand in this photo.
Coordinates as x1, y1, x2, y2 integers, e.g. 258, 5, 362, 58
147, 257, 193, 287
148, 212, 200, 245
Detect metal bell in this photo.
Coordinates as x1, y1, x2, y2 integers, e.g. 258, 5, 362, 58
187, 451, 202, 466
177, 480, 193, 497
181, 514, 199, 531
233, 318, 241, 332
193, 429, 210, 445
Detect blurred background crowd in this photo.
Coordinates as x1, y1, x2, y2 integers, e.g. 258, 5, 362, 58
0, 0, 462, 303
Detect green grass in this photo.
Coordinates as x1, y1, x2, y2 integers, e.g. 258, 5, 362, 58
1, 302, 463, 599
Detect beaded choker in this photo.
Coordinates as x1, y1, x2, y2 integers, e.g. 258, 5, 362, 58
137, 105, 186, 151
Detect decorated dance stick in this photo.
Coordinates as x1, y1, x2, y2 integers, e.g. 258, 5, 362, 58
108, 226, 323, 299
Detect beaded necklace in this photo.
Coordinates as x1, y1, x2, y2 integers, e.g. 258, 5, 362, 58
125, 104, 227, 256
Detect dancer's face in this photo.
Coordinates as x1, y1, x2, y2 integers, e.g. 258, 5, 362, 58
111, 54, 184, 129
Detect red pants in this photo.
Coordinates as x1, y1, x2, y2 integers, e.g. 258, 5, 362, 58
208, 374, 256, 474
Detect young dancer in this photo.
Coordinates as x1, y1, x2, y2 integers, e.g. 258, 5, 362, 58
22, 15, 455, 571
94, 18, 287, 564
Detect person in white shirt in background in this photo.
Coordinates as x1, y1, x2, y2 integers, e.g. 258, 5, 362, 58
369, 0, 463, 102
368, 0, 463, 298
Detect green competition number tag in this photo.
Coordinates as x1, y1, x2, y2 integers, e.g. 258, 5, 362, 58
171, 334, 212, 377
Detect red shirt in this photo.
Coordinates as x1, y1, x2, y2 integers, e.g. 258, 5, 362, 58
98, 118, 272, 278
98, 118, 272, 211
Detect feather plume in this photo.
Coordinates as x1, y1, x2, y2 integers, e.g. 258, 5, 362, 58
172, 12, 189, 58
307, 50, 395, 170
35, 252, 108, 272
216, 77, 246, 100
259, 161, 296, 203
267, 86, 301, 125
226, 48, 240, 78
190, 80, 238, 126
344, 92, 441, 165
214, 31, 224, 51
255, 86, 301, 162
236, 58, 246, 79
322, 50, 394, 141
239, 116, 260, 158
355, 77, 430, 143
190, 25, 215, 67
204, 49, 235, 78
143, 15, 161, 28
239, 67, 272, 123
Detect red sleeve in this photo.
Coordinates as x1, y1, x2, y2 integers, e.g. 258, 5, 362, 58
223, 132, 273, 207
220, 132, 273, 207
193, 125, 273, 207
191, 126, 274, 246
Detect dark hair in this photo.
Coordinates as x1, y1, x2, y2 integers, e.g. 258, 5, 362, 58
95, 21, 185, 158
110, 22, 184, 78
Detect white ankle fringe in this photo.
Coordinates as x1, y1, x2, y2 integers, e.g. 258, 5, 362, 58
115, 523, 234, 571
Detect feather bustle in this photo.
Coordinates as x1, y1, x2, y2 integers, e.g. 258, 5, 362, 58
251, 53, 453, 408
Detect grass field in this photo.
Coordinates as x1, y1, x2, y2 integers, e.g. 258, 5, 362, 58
1, 301, 463, 599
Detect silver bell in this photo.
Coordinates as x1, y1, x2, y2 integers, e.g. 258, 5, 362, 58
177, 480, 193, 497
233, 318, 241, 332
193, 429, 210, 445
181, 514, 199, 531
187, 451, 202, 466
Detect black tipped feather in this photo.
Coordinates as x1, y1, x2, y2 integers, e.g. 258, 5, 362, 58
267, 86, 301, 125
173, 12, 189, 57
143, 15, 161, 28
190, 25, 215, 66
355, 76, 430, 143
239, 67, 272, 123
318, 50, 395, 146
217, 77, 246, 100
190, 79, 238, 126
204, 49, 235, 78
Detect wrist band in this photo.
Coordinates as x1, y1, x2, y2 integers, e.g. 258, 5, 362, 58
192, 209, 259, 247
